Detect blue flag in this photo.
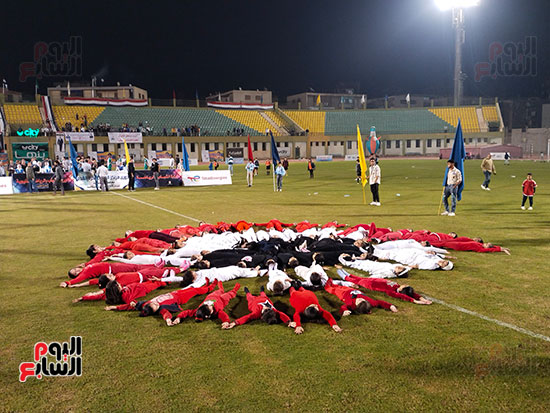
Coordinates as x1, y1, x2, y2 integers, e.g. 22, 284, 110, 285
443, 119, 466, 201
270, 132, 280, 165
67, 137, 79, 179
181, 136, 190, 172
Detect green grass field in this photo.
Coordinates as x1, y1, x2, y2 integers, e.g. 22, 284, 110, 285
2, 159, 549, 412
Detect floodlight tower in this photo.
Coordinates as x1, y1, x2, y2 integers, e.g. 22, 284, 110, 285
435, 0, 480, 106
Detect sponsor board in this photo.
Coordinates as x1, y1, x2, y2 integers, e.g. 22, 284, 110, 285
344, 154, 358, 161
12, 142, 49, 161
57, 132, 95, 142
181, 170, 232, 186
0, 177, 14, 195
107, 132, 143, 143
315, 155, 333, 162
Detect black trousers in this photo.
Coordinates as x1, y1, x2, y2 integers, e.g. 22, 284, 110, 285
128, 174, 135, 190
522, 195, 533, 207
370, 183, 380, 202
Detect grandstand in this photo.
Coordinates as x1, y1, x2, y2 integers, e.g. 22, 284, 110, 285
216, 109, 282, 135
429, 106, 480, 133
481, 105, 500, 123
52, 105, 105, 129
283, 110, 326, 134
3, 104, 43, 130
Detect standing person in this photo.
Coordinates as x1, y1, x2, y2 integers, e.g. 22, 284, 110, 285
254, 159, 260, 175
481, 154, 496, 191
368, 158, 381, 206
97, 160, 109, 191
521, 173, 537, 210
150, 158, 160, 190
441, 160, 462, 217
246, 159, 255, 187
282, 158, 289, 176
227, 155, 234, 176
307, 158, 316, 179
265, 159, 271, 175
53, 160, 65, 196
214, 160, 219, 170
504, 152, 511, 165
127, 156, 136, 192
107, 155, 113, 171
143, 156, 149, 170
356, 158, 362, 183
275, 161, 286, 192
25, 160, 36, 193
169, 155, 175, 169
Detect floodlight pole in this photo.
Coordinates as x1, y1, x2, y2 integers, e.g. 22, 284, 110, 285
452, 7, 465, 106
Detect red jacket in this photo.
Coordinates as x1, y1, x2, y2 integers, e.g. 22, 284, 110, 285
344, 274, 421, 303
234, 292, 290, 325
68, 262, 153, 286
114, 281, 166, 310
88, 267, 181, 286
289, 287, 336, 327
175, 281, 240, 323
147, 283, 215, 320
522, 179, 537, 196
432, 240, 502, 253
324, 279, 393, 314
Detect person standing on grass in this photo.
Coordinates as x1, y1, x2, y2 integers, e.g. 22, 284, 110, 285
254, 159, 260, 175
246, 159, 255, 187
151, 158, 160, 190
441, 160, 462, 217
307, 158, 316, 178
282, 158, 289, 176
25, 160, 36, 193
97, 160, 109, 191
481, 154, 496, 191
53, 160, 65, 195
127, 156, 136, 192
227, 155, 234, 176
356, 158, 362, 183
521, 173, 537, 210
265, 159, 271, 175
275, 161, 286, 192
368, 158, 381, 206
504, 152, 511, 165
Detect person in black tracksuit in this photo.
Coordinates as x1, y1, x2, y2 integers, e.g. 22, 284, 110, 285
127, 157, 136, 191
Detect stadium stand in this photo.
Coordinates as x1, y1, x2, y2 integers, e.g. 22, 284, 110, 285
216, 109, 281, 135
481, 105, 499, 123
3, 104, 43, 129
283, 110, 326, 134
92, 107, 264, 135
323, 109, 453, 135
429, 106, 480, 133
53, 106, 105, 129
262, 111, 289, 133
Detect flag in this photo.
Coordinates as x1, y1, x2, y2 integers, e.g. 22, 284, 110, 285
443, 119, 466, 201
123, 139, 131, 166
35, 79, 39, 95
67, 137, 79, 179
356, 125, 368, 188
316, 94, 321, 106
247, 135, 254, 161
67, 81, 71, 96
181, 136, 190, 171
218, 92, 222, 101
360, 95, 366, 104
405, 93, 410, 104
270, 131, 280, 165
2, 79, 7, 91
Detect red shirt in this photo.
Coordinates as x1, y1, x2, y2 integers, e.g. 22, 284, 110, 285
176, 281, 239, 323
115, 281, 166, 310
289, 287, 336, 327
345, 274, 421, 303
324, 279, 393, 313
522, 179, 537, 196
88, 267, 181, 286
147, 284, 214, 320
433, 241, 501, 253
68, 262, 153, 285
234, 292, 291, 325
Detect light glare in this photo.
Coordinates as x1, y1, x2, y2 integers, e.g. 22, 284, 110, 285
435, 0, 480, 11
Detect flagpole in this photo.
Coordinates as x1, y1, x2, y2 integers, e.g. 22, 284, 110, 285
437, 187, 445, 215
362, 185, 366, 205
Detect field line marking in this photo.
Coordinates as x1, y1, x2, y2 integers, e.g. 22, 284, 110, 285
424, 295, 550, 342
111, 192, 202, 223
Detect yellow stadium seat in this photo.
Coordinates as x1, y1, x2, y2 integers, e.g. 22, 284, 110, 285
52, 105, 105, 129
3, 104, 43, 128
429, 106, 480, 133
481, 106, 499, 123
283, 110, 326, 134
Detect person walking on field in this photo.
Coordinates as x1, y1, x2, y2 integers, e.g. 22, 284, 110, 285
307, 158, 316, 178
150, 158, 160, 190
97, 160, 109, 191
504, 152, 511, 165
441, 160, 462, 217
368, 158, 381, 206
275, 162, 286, 192
246, 159, 255, 187
282, 158, 289, 176
481, 154, 496, 191
356, 158, 362, 183
53, 160, 65, 195
25, 160, 37, 193
127, 156, 136, 192
521, 173, 537, 210
265, 159, 271, 175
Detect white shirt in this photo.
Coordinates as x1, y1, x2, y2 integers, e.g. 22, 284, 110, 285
163, 266, 259, 289
369, 164, 381, 185
375, 239, 447, 254
373, 248, 444, 270
339, 256, 409, 279
294, 264, 329, 287
97, 165, 108, 177
266, 268, 292, 292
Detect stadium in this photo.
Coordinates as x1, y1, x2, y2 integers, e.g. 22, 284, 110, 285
1, 0, 549, 411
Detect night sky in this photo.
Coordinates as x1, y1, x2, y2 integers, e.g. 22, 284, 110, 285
2, 0, 549, 101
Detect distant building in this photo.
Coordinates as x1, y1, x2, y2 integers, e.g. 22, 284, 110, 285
206, 89, 272, 104
48, 84, 148, 104
286, 92, 364, 109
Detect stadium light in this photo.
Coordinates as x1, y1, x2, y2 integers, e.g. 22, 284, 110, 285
436, 0, 480, 106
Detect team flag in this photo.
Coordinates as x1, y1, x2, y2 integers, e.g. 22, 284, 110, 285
181, 136, 190, 171
443, 119, 466, 200
123, 139, 131, 165
270, 131, 280, 165
67, 137, 79, 179
356, 125, 368, 188
316, 94, 321, 106
247, 135, 254, 161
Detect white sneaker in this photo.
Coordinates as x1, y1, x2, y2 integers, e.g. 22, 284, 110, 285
375, 202, 381, 206
441, 211, 449, 216
370, 202, 376, 205
481, 185, 486, 190
521, 206, 525, 210
154, 187, 159, 190
448, 212, 456, 216
486, 187, 491, 191
528, 207, 533, 210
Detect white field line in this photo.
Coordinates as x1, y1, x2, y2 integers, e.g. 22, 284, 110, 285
424, 295, 550, 342
112, 191, 550, 343
112, 192, 201, 223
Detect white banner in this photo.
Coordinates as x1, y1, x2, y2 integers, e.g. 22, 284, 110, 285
278, 148, 291, 157
189, 158, 199, 166
344, 154, 358, 161
0, 177, 13, 195
64, 97, 148, 107
58, 131, 95, 142
74, 171, 128, 191
108, 132, 143, 143
490, 152, 506, 160
316, 155, 333, 162
181, 170, 232, 186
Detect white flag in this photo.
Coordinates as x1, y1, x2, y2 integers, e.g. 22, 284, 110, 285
405, 93, 410, 103
67, 81, 71, 96
218, 92, 222, 101
2, 79, 7, 89
360, 94, 366, 104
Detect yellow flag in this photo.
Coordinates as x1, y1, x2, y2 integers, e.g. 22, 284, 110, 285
123, 139, 131, 165
356, 125, 368, 188
316, 94, 321, 106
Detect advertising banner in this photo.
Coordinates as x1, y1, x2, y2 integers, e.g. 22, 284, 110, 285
315, 155, 333, 162
108, 132, 143, 143
208, 150, 224, 161
0, 153, 8, 169
226, 147, 244, 158
12, 143, 49, 161
135, 170, 182, 188
181, 170, 232, 187
57, 131, 95, 142
201, 150, 210, 162
0, 177, 13, 195
277, 148, 291, 158
344, 154, 358, 161
12, 172, 74, 193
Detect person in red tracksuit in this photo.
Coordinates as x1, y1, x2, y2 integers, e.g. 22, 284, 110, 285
336, 268, 431, 305
103, 280, 167, 311
136, 281, 216, 325
225, 286, 293, 329
324, 278, 398, 316
113, 238, 176, 252
521, 173, 537, 210
288, 283, 342, 334
431, 240, 510, 254
60, 262, 156, 287
171, 280, 240, 329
